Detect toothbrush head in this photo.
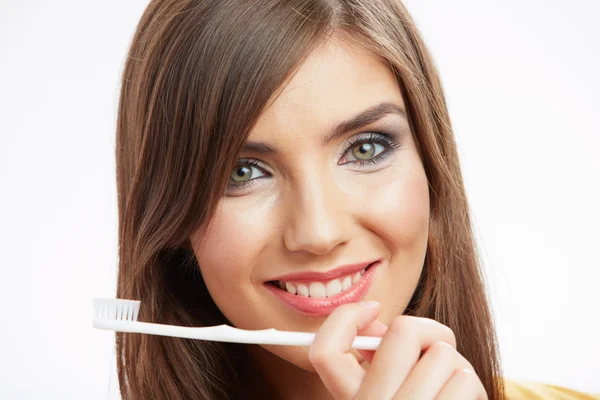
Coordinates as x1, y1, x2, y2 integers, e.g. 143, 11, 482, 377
93, 298, 140, 322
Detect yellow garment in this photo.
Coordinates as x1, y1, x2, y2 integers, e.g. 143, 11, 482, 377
505, 380, 600, 399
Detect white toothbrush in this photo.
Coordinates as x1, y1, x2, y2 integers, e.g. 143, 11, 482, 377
93, 298, 382, 350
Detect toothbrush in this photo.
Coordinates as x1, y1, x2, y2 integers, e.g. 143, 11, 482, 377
93, 298, 382, 350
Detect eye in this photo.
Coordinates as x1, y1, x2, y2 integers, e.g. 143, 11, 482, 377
339, 132, 400, 166
348, 142, 385, 161
228, 159, 268, 188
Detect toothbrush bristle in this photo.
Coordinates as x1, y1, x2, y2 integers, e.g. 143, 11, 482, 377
93, 298, 140, 321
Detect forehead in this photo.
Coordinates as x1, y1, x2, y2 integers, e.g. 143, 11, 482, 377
249, 37, 406, 144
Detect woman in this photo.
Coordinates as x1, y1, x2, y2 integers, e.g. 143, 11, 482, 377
113, 0, 595, 399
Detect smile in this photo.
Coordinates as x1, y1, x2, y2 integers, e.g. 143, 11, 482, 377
265, 260, 381, 317
275, 267, 367, 298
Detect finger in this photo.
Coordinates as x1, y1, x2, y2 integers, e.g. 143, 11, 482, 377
355, 316, 456, 399
356, 319, 388, 364
436, 368, 488, 400
309, 301, 381, 400
393, 341, 475, 399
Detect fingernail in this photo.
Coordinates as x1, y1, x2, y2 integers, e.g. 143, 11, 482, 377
360, 301, 380, 309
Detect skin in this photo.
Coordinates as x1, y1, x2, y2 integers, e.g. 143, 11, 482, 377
190, 36, 486, 399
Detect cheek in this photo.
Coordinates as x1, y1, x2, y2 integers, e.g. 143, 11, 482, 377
353, 154, 430, 321
194, 197, 274, 274
190, 197, 275, 324
192, 209, 248, 286
382, 168, 429, 244
355, 156, 430, 249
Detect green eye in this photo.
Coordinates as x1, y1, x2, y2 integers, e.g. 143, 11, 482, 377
338, 132, 400, 167
231, 166, 252, 182
347, 141, 385, 162
229, 162, 266, 185
352, 143, 376, 160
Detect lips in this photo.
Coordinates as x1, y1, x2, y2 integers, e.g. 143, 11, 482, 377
269, 260, 376, 283
265, 260, 381, 317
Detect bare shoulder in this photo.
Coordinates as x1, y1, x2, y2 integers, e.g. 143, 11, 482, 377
504, 379, 600, 400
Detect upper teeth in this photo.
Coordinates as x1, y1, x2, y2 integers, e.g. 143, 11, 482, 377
277, 268, 366, 298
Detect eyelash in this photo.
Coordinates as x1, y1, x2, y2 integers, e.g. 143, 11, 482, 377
228, 159, 264, 190
228, 132, 401, 191
340, 132, 401, 167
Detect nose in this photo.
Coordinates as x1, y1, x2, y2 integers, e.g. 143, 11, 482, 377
282, 172, 351, 255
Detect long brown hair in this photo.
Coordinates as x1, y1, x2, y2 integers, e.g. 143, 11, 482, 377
115, 0, 504, 398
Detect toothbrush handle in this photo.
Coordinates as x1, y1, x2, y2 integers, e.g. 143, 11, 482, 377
93, 320, 382, 350
240, 326, 382, 350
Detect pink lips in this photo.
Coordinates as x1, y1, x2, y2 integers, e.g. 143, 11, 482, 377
266, 260, 381, 317
270, 260, 374, 283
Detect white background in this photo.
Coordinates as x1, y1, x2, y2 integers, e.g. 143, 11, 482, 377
0, 0, 598, 398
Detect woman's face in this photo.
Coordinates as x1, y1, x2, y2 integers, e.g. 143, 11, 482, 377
190, 37, 430, 371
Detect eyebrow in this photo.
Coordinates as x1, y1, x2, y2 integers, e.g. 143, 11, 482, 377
242, 102, 407, 154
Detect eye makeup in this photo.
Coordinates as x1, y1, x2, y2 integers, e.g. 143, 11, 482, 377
337, 131, 401, 168
225, 128, 404, 195
227, 159, 271, 191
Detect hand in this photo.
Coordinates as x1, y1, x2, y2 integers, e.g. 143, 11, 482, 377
308, 301, 488, 400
